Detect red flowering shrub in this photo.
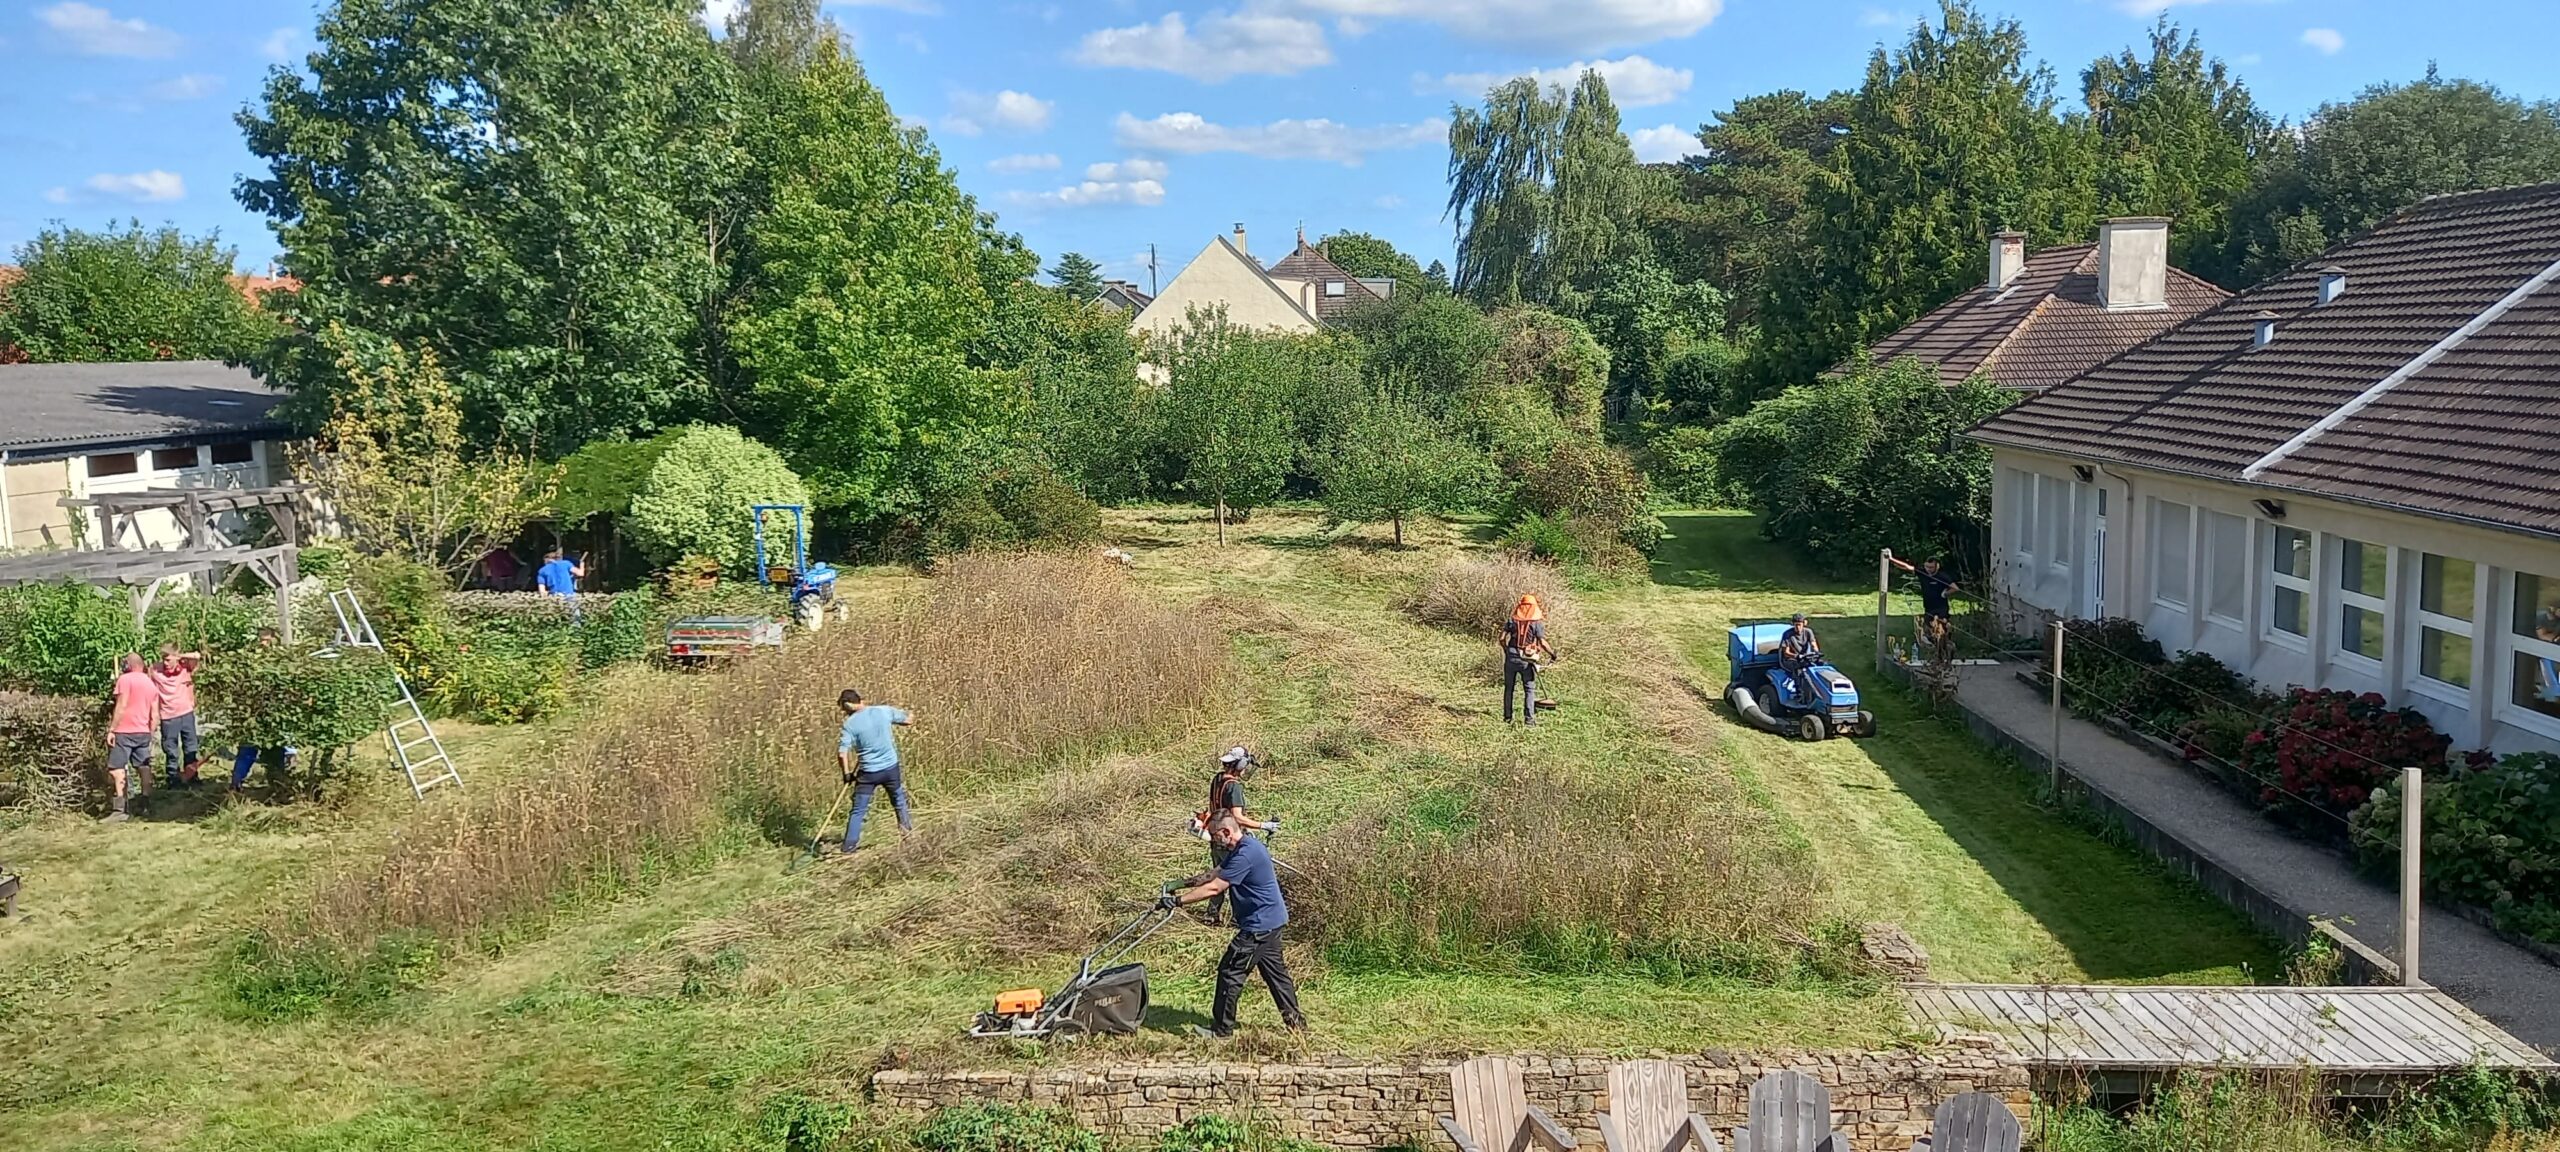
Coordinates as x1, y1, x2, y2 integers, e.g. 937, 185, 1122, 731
2235, 687, 2453, 818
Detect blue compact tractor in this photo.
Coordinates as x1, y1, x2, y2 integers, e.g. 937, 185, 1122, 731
753, 504, 839, 628
1725, 622, 1876, 741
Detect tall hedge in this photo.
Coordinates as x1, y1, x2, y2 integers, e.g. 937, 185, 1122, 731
624, 425, 812, 574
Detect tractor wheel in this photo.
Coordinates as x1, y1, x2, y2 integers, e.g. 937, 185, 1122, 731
1755, 684, 1781, 718
1798, 713, 1831, 742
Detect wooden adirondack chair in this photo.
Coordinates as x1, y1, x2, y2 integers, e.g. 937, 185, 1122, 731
1595, 1059, 1720, 1152
1441, 1056, 1578, 1152
1728, 1070, 1850, 1152
1911, 1093, 2020, 1152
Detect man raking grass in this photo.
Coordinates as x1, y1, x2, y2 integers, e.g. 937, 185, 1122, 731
834, 687, 914, 854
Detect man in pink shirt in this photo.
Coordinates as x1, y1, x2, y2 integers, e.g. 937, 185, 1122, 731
150, 643, 205, 789
105, 653, 158, 821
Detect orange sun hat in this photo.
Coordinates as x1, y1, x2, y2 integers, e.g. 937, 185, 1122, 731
1513, 594, 1544, 622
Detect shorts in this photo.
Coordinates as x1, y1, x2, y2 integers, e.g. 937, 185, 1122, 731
108, 731, 153, 770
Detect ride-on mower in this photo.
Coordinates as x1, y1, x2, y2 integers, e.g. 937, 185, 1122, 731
970, 887, 1176, 1040
1724, 622, 1876, 741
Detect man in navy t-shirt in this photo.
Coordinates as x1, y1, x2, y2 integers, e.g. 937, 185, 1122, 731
1165, 814, 1305, 1036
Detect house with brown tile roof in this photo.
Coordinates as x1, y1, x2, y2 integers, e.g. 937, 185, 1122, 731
1967, 183, 2560, 756
1263, 232, 1391, 323
1855, 219, 2228, 390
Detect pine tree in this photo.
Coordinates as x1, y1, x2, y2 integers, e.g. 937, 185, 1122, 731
1048, 252, 1104, 301
2082, 20, 2273, 281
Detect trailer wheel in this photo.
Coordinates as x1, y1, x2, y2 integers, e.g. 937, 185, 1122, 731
1798, 713, 1831, 742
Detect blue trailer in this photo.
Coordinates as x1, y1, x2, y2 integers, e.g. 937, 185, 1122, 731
1724, 622, 1876, 741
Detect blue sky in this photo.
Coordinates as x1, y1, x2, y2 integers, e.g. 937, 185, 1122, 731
3, 1, 2556, 286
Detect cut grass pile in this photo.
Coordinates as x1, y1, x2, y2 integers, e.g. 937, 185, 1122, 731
1398, 555, 1575, 638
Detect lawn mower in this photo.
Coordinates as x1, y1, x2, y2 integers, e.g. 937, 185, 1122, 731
1725, 622, 1876, 741
969, 887, 1175, 1040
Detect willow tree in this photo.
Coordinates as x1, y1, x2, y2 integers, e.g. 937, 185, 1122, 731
1446, 71, 1651, 309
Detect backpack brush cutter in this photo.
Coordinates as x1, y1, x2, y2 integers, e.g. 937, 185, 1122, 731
970, 885, 1178, 1040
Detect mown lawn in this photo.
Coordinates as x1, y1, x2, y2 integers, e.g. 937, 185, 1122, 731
0, 508, 2275, 1151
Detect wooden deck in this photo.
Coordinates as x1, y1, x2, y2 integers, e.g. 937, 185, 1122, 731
1907, 984, 2554, 1075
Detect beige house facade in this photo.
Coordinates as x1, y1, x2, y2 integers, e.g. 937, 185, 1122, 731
1, 360, 291, 550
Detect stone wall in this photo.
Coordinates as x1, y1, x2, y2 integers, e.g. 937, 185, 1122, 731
871, 1043, 2029, 1151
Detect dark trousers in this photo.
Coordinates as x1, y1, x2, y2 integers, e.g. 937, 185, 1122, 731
160, 713, 201, 784
1503, 657, 1538, 724
1211, 927, 1304, 1034
842, 766, 912, 851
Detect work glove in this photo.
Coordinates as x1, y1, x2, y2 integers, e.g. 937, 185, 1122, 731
1262, 817, 1282, 834
842, 770, 858, 784
1156, 888, 1180, 911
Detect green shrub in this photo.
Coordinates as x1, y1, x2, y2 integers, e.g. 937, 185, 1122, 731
581, 590, 658, 668
0, 691, 99, 809
295, 541, 352, 579
198, 643, 395, 796
1509, 438, 1661, 558
757, 1091, 861, 1152
424, 642, 574, 724
1158, 1116, 1321, 1152
913, 1104, 1102, 1152
0, 581, 141, 695
145, 591, 277, 655
2357, 752, 2560, 945
1500, 512, 1583, 565
626, 425, 812, 574
1641, 422, 1730, 508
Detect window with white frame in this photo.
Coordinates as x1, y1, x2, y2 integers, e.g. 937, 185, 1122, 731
2336, 536, 2387, 662
2267, 524, 2311, 640
2002, 469, 2033, 560
2509, 571, 2560, 725
2205, 511, 2247, 624
2152, 500, 2192, 609
2414, 553, 2475, 691
2039, 475, 2069, 573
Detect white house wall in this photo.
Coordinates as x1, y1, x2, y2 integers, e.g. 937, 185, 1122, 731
1127, 236, 1317, 349
43, 440, 283, 549
1988, 445, 2560, 757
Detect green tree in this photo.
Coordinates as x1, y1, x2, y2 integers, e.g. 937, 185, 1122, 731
1338, 290, 1500, 401
2082, 21, 2274, 280
1314, 230, 1428, 292
0, 223, 279, 364
1641, 90, 1852, 330
1707, 356, 2014, 573
624, 424, 811, 572
1743, 1, 2084, 405
1576, 253, 1729, 417
721, 0, 831, 72
238, 0, 740, 451
1047, 252, 1105, 301
1423, 259, 1451, 292
1316, 386, 1487, 546
1447, 71, 1654, 307
1018, 284, 1157, 501
727, 38, 1022, 522
2211, 70, 2560, 285
1154, 310, 1296, 545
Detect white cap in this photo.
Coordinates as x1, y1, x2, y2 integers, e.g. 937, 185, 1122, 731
1220, 745, 1249, 764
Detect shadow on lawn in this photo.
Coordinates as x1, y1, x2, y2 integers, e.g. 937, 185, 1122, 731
1820, 617, 2279, 984
1649, 511, 1866, 595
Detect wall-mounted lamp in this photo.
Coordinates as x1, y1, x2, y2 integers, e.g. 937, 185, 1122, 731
2072, 465, 2095, 483
2253, 498, 2287, 520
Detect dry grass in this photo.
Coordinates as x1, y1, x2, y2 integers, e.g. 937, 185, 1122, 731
286, 553, 1229, 954
1292, 752, 1838, 982
1398, 556, 1574, 639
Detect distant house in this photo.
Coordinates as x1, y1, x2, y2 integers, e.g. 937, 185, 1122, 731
1127, 225, 1393, 358
1968, 184, 2560, 756
0, 360, 291, 550
1855, 219, 2227, 390
1095, 280, 1153, 314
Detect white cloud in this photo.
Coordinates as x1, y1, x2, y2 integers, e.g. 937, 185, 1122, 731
37, 2, 179, 57
989, 152, 1062, 173
1374, 193, 1404, 210
2114, 0, 2227, 14
1007, 178, 1168, 209
1114, 112, 1444, 166
1431, 54, 1692, 107
145, 73, 220, 101
943, 89, 1054, 136
50, 170, 187, 203
833, 0, 939, 11
258, 26, 303, 61
1857, 7, 1908, 27
700, 0, 745, 28
1076, 10, 1331, 83
2300, 27, 2345, 55
1283, 0, 1720, 53
1628, 123, 1699, 164
1085, 157, 1170, 181
895, 30, 929, 53
2234, 52, 2262, 66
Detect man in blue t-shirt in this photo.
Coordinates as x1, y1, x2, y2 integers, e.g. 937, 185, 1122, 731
1165, 814, 1305, 1037
835, 687, 915, 852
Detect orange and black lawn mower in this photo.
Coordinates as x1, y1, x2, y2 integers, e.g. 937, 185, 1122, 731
970, 884, 1178, 1040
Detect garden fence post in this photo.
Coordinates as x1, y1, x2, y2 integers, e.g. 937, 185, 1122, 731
1876, 549, 1893, 670
2401, 766, 2423, 988
2048, 620, 2066, 798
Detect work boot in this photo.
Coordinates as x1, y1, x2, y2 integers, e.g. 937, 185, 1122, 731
104, 811, 130, 823
1188, 1024, 1232, 1040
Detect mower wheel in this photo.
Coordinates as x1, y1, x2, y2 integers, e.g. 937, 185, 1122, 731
1856, 711, 1877, 736
1798, 713, 1831, 742
1049, 1018, 1089, 1042
1755, 684, 1780, 718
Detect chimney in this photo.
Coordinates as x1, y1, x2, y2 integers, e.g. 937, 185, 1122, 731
2252, 310, 2280, 349
2098, 217, 2171, 311
2317, 265, 2348, 306
1232, 222, 1247, 256
1988, 231, 2026, 291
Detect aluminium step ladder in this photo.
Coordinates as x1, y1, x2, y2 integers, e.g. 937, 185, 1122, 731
326, 588, 463, 798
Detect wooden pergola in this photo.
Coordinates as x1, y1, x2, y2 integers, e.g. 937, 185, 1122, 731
0, 485, 309, 641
